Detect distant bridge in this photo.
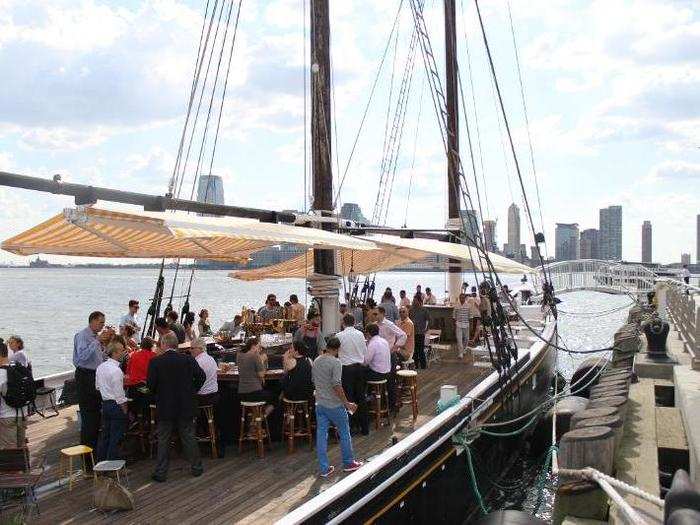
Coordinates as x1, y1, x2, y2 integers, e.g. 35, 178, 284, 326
533, 259, 658, 297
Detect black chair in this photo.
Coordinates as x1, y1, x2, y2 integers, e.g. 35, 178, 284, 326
0, 448, 46, 518
31, 380, 59, 419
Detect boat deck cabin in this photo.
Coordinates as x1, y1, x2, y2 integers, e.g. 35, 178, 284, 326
20, 350, 489, 525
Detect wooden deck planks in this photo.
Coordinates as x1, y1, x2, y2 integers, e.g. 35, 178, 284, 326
24, 359, 487, 525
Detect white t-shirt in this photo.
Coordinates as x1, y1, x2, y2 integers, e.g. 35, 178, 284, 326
195, 352, 219, 395
0, 368, 14, 419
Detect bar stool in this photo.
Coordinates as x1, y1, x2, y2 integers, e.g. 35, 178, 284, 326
59, 445, 96, 491
397, 370, 419, 423
32, 386, 59, 418
196, 405, 218, 459
239, 401, 271, 458
93, 460, 129, 487
282, 398, 313, 453
366, 380, 391, 430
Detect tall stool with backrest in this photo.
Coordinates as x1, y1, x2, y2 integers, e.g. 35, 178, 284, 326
396, 370, 419, 423
239, 401, 271, 458
366, 380, 391, 430
196, 405, 218, 459
282, 398, 313, 453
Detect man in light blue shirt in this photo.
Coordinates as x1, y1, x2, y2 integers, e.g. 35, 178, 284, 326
73, 311, 111, 458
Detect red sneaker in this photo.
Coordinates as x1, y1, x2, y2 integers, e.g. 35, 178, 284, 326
343, 460, 364, 472
320, 465, 335, 478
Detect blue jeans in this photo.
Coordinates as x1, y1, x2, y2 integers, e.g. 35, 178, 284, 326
315, 404, 354, 473
97, 400, 127, 461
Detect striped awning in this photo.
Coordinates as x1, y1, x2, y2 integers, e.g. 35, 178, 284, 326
1, 207, 378, 260
230, 233, 534, 280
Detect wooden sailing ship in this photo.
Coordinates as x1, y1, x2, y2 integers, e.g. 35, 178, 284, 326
0, 0, 558, 523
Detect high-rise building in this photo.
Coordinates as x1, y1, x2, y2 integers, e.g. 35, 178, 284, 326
555, 223, 580, 261
599, 205, 622, 260
507, 203, 521, 249
459, 209, 481, 243
641, 221, 652, 263
482, 219, 497, 252
681, 253, 691, 266
580, 228, 599, 259
340, 203, 369, 225
196, 175, 225, 206
530, 245, 541, 262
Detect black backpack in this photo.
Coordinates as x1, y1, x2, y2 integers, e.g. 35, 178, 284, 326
1, 363, 36, 409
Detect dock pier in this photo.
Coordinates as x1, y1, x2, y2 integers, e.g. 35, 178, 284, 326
561, 281, 700, 525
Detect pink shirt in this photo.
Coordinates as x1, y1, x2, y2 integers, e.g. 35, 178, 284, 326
378, 318, 407, 349
365, 335, 391, 374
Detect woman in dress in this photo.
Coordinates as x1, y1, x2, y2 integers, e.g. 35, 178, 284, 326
198, 309, 213, 337
281, 341, 314, 402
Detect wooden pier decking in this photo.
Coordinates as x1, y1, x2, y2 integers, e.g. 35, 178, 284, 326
20, 356, 489, 525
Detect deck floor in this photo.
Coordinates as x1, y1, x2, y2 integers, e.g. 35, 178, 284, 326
22, 354, 489, 524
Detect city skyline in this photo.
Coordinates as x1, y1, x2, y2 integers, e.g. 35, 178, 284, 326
0, 1, 698, 266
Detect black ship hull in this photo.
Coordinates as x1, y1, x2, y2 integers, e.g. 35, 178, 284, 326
281, 311, 557, 524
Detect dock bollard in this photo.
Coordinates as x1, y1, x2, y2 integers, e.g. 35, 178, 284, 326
553, 426, 616, 524
570, 406, 620, 429
530, 396, 589, 456
588, 395, 629, 422
573, 414, 624, 454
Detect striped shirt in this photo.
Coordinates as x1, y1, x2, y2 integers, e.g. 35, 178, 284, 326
453, 302, 470, 326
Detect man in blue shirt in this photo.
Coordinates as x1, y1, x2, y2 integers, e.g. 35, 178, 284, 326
73, 311, 112, 458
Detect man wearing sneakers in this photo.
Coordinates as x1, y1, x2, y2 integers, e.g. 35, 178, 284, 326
312, 336, 363, 477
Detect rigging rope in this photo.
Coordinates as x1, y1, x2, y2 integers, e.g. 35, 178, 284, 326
402, 78, 424, 227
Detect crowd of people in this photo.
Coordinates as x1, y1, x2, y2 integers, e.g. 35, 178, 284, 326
0, 280, 506, 481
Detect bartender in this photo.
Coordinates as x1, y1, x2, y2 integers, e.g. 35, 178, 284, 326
293, 311, 326, 360
257, 294, 284, 322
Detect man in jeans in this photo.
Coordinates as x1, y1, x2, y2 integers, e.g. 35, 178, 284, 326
95, 339, 129, 461
453, 293, 470, 359
312, 336, 363, 477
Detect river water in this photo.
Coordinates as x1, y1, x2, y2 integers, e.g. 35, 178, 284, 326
0, 268, 630, 378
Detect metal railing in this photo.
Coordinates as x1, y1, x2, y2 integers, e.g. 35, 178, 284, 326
664, 280, 700, 369
533, 259, 657, 297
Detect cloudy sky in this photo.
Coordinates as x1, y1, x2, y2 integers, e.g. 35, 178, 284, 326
0, 0, 698, 265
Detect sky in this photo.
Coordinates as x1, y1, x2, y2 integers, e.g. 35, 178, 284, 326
0, 0, 698, 265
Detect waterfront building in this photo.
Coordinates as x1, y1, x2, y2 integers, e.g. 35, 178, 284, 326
530, 245, 540, 262
459, 209, 480, 243
599, 205, 622, 260
196, 175, 225, 205
340, 203, 370, 225
507, 203, 520, 250
483, 220, 497, 253
555, 223, 580, 261
580, 228, 599, 259
641, 221, 652, 263
681, 253, 691, 266
697, 214, 699, 264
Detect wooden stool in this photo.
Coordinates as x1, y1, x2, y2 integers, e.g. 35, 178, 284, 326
196, 405, 218, 459
239, 402, 271, 458
93, 460, 129, 487
282, 399, 313, 453
366, 380, 391, 430
32, 386, 59, 418
397, 370, 419, 423
59, 445, 96, 491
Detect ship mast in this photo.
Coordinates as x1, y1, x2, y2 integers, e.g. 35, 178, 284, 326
445, 0, 462, 301
310, 0, 339, 333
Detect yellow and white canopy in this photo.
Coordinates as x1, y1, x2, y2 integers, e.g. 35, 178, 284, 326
1, 206, 377, 260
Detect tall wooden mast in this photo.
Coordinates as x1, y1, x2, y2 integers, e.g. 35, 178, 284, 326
310, 0, 339, 332
445, 0, 462, 299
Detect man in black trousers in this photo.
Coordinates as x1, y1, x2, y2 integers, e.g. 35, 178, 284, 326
147, 333, 205, 482
72, 311, 112, 463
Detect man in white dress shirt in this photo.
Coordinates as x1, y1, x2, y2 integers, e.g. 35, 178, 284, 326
190, 337, 219, 406
95, 339, 129, 461
336, 313, 369, 435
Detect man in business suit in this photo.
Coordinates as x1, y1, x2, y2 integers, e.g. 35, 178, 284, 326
147, 332, 205, 482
